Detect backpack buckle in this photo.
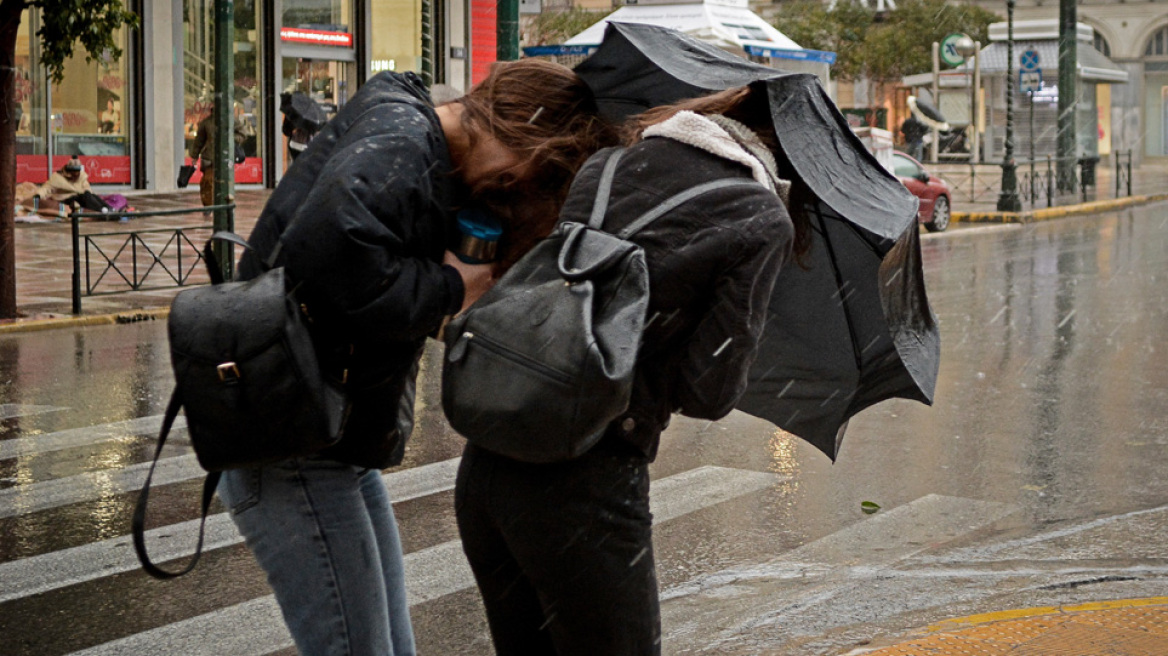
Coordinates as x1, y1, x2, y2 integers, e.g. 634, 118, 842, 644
217, 362, 241, 382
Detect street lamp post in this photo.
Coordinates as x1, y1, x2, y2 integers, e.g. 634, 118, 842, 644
997, 0, 1022, 212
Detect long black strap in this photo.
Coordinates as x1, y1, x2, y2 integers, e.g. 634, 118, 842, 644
202, 231, 268, 285
131, 392, 221, 579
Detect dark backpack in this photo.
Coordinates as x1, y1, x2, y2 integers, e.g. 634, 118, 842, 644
441, 148, 759, 462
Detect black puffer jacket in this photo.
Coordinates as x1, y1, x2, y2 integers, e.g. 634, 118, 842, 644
239, 72, 466, 469
558, 139, 794, 460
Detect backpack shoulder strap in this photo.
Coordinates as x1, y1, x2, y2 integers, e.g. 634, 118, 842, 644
132, 391, 221, 579
617, 178, 763, 240
587, 148, 625, 230
202, 231, 285, 284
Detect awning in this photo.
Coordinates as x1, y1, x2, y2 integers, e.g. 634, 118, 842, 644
902, 41, 1127, 88
562, 2, 802, 53
970, 41, 1126, 82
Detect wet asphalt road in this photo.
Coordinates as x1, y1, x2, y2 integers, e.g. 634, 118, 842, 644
1, 203, 1167, 655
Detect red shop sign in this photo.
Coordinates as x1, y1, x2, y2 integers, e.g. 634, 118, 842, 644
280, 27, 353, 47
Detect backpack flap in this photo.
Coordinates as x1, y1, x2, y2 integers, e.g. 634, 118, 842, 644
557, 221, 641, 283
168, 267, 344, 471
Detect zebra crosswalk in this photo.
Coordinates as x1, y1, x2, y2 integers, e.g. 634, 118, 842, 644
0, 403, 1028, 656
0, 404, 790, 655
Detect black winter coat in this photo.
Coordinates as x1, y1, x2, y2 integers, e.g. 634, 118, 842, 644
558, 140, 794, 460
239, 72, 466, 469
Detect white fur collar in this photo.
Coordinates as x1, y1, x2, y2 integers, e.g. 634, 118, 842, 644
642, 111, 782, 196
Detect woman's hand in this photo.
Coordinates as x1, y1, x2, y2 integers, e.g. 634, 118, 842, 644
444, 251, 495, 315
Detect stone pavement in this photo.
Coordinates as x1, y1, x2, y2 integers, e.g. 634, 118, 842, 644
3, 187, 272, 330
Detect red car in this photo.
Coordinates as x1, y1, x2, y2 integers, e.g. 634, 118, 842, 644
892, 151, 951, 232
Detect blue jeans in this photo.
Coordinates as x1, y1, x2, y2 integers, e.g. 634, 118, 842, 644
218, 459, 415, 656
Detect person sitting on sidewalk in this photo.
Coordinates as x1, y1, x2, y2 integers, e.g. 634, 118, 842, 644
32, 157, 111, 215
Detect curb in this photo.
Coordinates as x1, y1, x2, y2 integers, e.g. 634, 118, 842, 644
0, 307, 170, 335
952, 192, 1168, 224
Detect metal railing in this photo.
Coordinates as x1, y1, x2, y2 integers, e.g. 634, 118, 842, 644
931, 164, 1002, 204
70, 203, 234, 315
1013, 151, 1132, 208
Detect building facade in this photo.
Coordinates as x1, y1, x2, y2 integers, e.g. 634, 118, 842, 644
17, 0, 489, 192
968, 0, 1168, 160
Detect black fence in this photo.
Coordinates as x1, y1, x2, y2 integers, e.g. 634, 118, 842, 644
1017, 152, 1133, 208
70, 204, 235, 314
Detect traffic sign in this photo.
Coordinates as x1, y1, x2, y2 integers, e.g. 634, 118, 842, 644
940, 33, 968, 67
1020, 69, 1043, 93
1020, 49, 1040, 71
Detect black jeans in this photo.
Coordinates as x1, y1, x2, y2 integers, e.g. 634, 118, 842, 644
455, 439, 661, 656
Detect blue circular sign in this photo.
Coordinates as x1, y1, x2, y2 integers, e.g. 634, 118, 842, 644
1021, 49, 1040, 70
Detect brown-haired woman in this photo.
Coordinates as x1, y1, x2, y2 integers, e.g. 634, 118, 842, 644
217, 61, 614, 656
454, 85, 808, 655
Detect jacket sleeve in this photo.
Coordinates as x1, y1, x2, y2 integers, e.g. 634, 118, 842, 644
672, 202, 793, 420
278, 108, 463, 341
190, 123, 207, 162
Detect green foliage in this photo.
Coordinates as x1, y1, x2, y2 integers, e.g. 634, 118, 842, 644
772, 0, 999, 85
29, 0, 140, 84
772, 0, 872, 81
524, 7, 613, 47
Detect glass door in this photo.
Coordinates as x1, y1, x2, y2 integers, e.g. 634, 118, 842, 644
279, 57, 353, 172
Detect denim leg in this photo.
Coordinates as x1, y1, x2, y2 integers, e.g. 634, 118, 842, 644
219, 459, 409, 656
358, 468, 415, 656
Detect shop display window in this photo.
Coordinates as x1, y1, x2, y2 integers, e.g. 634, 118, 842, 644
15, 9, 132, 184
183, 0, 264, 184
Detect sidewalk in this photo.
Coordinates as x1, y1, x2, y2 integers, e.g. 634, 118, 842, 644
1, 187, 272, 332
946, 156, 1168, 223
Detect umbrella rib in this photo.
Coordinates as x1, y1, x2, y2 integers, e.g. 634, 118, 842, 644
815, 206, 864, 372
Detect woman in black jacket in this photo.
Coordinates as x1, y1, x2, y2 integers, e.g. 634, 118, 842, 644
455, 86, 810, 655
216, 61, 612, 656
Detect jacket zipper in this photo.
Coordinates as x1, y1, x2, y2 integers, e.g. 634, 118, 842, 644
462, 331, 574, 385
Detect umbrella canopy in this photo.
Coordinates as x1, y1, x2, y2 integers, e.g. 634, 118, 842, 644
279, 91, 328, 134
908, 95, 949, 130
575, 22, 939, 460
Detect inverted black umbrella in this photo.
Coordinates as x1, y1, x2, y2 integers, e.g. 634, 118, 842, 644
575, 22, 939, 460
909, 95, 947, 123
279, 91, 328, 134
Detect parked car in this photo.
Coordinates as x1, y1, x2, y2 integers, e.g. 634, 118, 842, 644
892, 151, 951, 232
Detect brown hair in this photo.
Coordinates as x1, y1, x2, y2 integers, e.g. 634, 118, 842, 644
453, 59, 618, 272
623, 86, 812, 265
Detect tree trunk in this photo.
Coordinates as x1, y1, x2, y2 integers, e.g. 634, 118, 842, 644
0, 0, 24, 319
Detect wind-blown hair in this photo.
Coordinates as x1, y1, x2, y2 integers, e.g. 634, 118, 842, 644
452, 59, 618, 271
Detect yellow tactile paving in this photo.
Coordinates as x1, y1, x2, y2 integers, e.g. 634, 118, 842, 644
860, 598, 1168, 656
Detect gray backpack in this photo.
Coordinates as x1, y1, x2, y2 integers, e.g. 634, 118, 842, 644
441, 148, 758, 462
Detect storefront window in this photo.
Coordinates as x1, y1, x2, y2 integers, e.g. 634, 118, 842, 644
283, 0, 352, 35
371, 0, 422, 76
15, 8, 132, 184
183, 0, 263, 184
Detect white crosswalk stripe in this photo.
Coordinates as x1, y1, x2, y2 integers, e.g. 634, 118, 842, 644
0, 404, 68, 421
0, 414, 183, 460
0, 457, 463, 602
0, 454, 204, 519
64, 465, 783, 656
